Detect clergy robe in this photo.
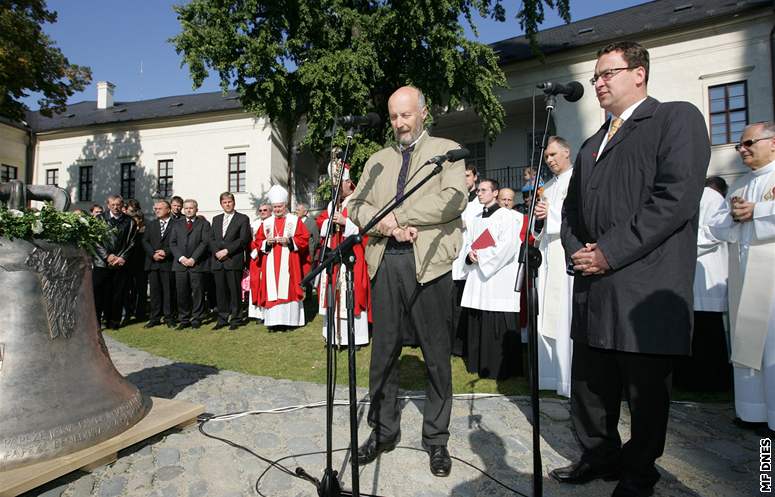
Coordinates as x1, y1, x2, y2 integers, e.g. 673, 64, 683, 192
532, 168, 574, 397
675, 187, 731, 392
253, 213, 310, 327
458, 204, 522, 379
705, 160, 775, 427
248, 217, 265, 320
316, 199, 371, 346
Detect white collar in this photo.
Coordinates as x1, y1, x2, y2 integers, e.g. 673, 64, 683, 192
751, 159, 775, 177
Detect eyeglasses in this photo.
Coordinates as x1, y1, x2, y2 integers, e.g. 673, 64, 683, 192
258, 208, 269, 212
589, 67, 633, 86
734, 136, 774, 151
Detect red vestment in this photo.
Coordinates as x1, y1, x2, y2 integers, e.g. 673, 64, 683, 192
315, 206, 372, 321
251, 215, 309, 308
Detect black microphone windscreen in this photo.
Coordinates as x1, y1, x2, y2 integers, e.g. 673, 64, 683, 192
564, 81, 584, 102
446, 148, 470, 162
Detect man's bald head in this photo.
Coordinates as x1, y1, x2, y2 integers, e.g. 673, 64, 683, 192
498, 188, 516, 209
388, 86, 428, 146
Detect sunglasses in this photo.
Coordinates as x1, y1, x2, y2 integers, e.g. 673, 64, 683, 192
735, 136, 774, 151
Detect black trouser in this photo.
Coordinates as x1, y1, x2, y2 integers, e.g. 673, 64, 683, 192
175, 271, 205, 324
213, 268, 242, 324
571, 340, 673, 488
148, 269, 174, 323
92, 266, 130, 326
368, 249, 453, 447
125, 266, 148, 321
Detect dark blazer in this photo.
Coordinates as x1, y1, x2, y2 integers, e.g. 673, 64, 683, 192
560, 97, 710, 355
142, 217, 174, 271
209, 211, 251, 271
169, 217, 211, 272
93, 212, 137, 269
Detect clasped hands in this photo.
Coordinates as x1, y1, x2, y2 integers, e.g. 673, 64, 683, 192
266, 236, 290, 247
106, 254, 126, 267
730, 196, 754, 223
571, 242, 610, 276
377, 212, 417, 243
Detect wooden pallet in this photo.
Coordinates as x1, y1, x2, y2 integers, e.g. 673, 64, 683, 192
0, 397, 204, 497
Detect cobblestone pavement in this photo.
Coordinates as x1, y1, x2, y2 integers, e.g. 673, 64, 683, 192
21, 336, 765, 497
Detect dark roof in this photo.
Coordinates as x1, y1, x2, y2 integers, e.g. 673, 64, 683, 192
492, 0, 774, 65
26, 90, 244, 133
0, 115, 29, 131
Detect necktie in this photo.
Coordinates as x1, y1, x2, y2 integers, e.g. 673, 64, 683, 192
395, 146, 414, 200
222, 213, 232, 236
186, 218, 193, 232
160, 219, 167, 237
607, 117, 623, 141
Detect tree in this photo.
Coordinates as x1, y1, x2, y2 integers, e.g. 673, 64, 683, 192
171, 0, 569, 187
0, 0, 91, 120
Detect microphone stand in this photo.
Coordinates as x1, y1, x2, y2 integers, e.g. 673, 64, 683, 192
296, 128, 356, 497
515, 92, 556, 497
300, 155, 448, 497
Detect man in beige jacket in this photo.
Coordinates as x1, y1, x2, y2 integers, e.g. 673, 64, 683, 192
349, 86, 467, 477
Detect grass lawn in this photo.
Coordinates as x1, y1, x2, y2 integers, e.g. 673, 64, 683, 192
108, 310, 731, 402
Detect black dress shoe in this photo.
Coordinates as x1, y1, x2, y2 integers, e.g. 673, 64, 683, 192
228, 323, 239, 331
427, 445, 452, 477
166, 320, 177, 328
191, 321, 201, 329
212, 322, 228, 331
176, 322, 190, 330
550, 461, 620, 484
357, 431, 400, 465
611, 479, 654, 497
143, 320, 161, 329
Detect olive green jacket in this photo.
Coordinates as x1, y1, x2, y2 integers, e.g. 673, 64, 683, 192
349, 132, 467, 283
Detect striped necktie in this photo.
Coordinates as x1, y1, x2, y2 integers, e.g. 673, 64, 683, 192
160, 219, 167, 237
607, 117, 623, 141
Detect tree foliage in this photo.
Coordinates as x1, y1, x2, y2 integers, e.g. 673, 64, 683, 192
0, 0, 92, 120
172, 0, 570, 178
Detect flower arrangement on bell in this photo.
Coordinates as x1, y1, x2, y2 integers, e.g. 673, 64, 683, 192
0, 204, 112, 253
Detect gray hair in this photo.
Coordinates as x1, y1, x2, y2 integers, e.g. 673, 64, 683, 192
547, 135, 571, 152
183, 198, 198, 208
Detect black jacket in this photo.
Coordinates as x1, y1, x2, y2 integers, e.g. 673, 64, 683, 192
142, 217, 174, 271
169, 217, 211, 272
561, 97, 710, 355
93, 212, 137, 269
209, 211, 251, 271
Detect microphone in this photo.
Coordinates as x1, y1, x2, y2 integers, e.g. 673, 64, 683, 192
536, 81, 584, 102
424, 148, 471, 165
336, 112, 381, 128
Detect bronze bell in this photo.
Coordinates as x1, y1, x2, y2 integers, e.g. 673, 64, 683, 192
0, 185, 149, 471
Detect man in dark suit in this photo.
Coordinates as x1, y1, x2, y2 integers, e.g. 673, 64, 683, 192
210, 192, 251, 330
169, 199, 211, 329
93, 194, 137, 330
142, 199, 176, 328
555, 41, 710, 497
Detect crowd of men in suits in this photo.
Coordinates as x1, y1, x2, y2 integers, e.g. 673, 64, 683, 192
90, 192, 280, 331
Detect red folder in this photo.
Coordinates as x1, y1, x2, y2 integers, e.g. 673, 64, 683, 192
471, 228, 496, 250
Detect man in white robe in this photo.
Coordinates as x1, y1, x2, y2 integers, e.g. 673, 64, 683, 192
458, 178, 523, 379
252, 185, 310, 328
705, 121, 775, 430
533, 135, 574, 397
676, 178, 731, 391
